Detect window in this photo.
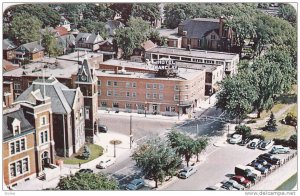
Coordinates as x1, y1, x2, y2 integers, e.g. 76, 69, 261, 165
146, 83, 151, 89
114, 90, 118, 97
98, 90, 101, 95
80, 108, 83, 118
211, 34, 216, 40
45, 131, 48, 143
181, 57, 191, 61
14, 83, 21, 90
16, 161, 22, 175
137, 104, 145, 110
159, 84, 164, 90
16, 141, 20, 153
112, 102, 119, 108
166, 106, 176, 112
174, 94, 179, 101
23, 158, 28, 173
185, 85, 189, 90
125, 103, 132, 109
21, 139, 25, 151
107, 90, 112, 96
107, 81, 112, 86
85, 107, 89, 120
114, 81, 118, 86
40, 116, 47, 126
159, 94, 164, 100
174, 85, 179, 91
28, 82, 32, 87
13, 125, 20, 135
126, 92, 130, 97
9, 157, 29, 178
126, 82, 131, 88
132, 82, 137, 88
101, 102, 107, 107
153, 84, 157, 89
40, 132, 44, 144
97, 80, 101, 86
10, 143, 15, 155
146, 93, 151, 99
132, 92, 137, 98
153, 93, 157, 99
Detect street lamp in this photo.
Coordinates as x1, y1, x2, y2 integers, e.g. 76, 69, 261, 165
129, 115, 133, 149
177, 104, 180, 120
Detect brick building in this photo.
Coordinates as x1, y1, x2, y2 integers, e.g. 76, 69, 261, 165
3, 81, 14, 109
3, 39, 17, 61
3, 92, 55, 187
94, 59, 205, 116
14, 41, 44, 63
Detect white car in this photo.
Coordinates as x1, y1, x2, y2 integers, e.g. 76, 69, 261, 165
259, 140, 274, 150
247, 138, 261, 149
96, 157, 115, 169
229, 134, 243, 144
270, 145, 290, 154
178, 166, 197, 179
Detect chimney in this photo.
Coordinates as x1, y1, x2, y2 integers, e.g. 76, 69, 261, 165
114, 66, 118, 74
219, 16, 225, 38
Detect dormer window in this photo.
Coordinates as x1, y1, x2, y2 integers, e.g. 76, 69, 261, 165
12, 118, 21, 136
40, 116, 47, 127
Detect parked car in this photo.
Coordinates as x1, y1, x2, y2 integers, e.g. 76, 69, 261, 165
255, 158, 274, 169
221, 179, 244, 190
231, 175, 251, 188
77, 168, 93, 174
96, 157, 115, 169
205, 183, 223, 190
245, 166, 262, 177
248, 138, 261, 149
239, 138, 251, 146
229, 134, 243, 144
126, 179, 145, 190
258, 153, 280, 165
270, 145, 290, 154
259, 140, 274, 150
234, 165, 258, 183
248, 161, 268, 174
98, 124, 108, 133
178, 166, 197, 179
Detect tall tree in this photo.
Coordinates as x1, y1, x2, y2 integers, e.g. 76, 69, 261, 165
148, 30, 167, 46
131, 3, 160, 26
278, 4, 296, 27
42, 28, 63, 57
77, 19, 108, 38
216, 73, 258, 123
265, 112, 278, 132
132, 137, 182, 188
57, 172, 119, 190
82, 3, 114, 22
10, 13, 42, 45
193, 138, 209, 162
109, 3, 133, 24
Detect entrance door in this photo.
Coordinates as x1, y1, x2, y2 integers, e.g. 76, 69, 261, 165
152, 104, 158, 114
41, 151, 50, 170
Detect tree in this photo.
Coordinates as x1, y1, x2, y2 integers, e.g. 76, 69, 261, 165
278, 4, 296, 27
5, 4, 60, 27
42, 28, 63, 57
288, 135, 297, 149
148, 30, 167, 46
57, 172, 119, 190
77, 19, 108, 38
235, 125, 251, 139
167, 130, 196, 167
10, 13, 42, 45
216, 73, 258, 123
285, 112, 297, 127
82, 4, 114, 22
82, 145, 90, 159
132, 137, 182, 188
164, 5, 187, 29
109, 3, 133, 24
265, 112, 278, 132
193, 138, 208, 162
131, 3, 160, 26
58, 4, 86, 25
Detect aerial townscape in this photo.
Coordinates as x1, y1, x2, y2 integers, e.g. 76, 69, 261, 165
2, 2, 297, 192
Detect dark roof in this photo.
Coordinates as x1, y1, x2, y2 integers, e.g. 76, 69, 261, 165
16, 41, 44, 53
62, 89, 76, 107
77, 59, 94, 83
203, 28, 219, 37
16, 77, 74, 114
3, 108, 34, 139
75, 33, 103, 44
3, 39, 17, 50
180, 18, 220, 39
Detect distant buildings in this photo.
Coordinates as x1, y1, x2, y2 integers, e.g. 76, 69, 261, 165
14, 41, 44, 63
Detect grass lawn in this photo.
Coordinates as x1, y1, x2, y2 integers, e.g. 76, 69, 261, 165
261, 124, 296, 140
276, 173, 297, 190
258, 103, 286, 120
56, 144, 104, 164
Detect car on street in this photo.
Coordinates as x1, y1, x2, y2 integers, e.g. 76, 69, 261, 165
231, 175, 251, 188
259, 140, 274, 150
98, 124, 108, 133
247, 138, 261, 149
248, 161, 268, 174
126, 179, 145, 190
96, 157, 115, 169
178, 166, 197, 179
76, 168, 93, 174
221, 179, 244, 190
229, 134, 243, 144
258, 153, 280, 165
238, 138, 251, 146
270, 145, 290, 154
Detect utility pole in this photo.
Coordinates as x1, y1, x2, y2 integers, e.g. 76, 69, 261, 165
113, 141, 116, 158
178, 88, 181, 120
129, 115, 133, 149
197, 124, 199, 136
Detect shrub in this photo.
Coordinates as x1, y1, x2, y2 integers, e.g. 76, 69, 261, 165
235, 125, 252, 139
249, 134, 265, 141
273, 138, 289, 147
288, 134, 297, 149
285, 113, 297, 126
82, 145, 90, 160
265, 112, 278, 132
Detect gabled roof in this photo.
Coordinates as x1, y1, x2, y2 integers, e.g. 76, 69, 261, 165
3, 60, 18, 72
3, 108, 34, 139
141, 40, 156, 51
180, 18, 220, 39
55, 26, 69, 36
62, 89, 77, 107
76, 58, 94, 83
75, 33, 104, 44
15, 77, 74, 114
203, 29, 220, 37
3, 39, 17, 50
16, 41, 44, 53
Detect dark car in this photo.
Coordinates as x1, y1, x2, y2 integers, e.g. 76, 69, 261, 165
258, 153, 280, 165
256, 158, 274, 169
98, 124, 108, 133
248, 161, 268, 174
239, 138, 251, 146
77, 168, 93, 174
